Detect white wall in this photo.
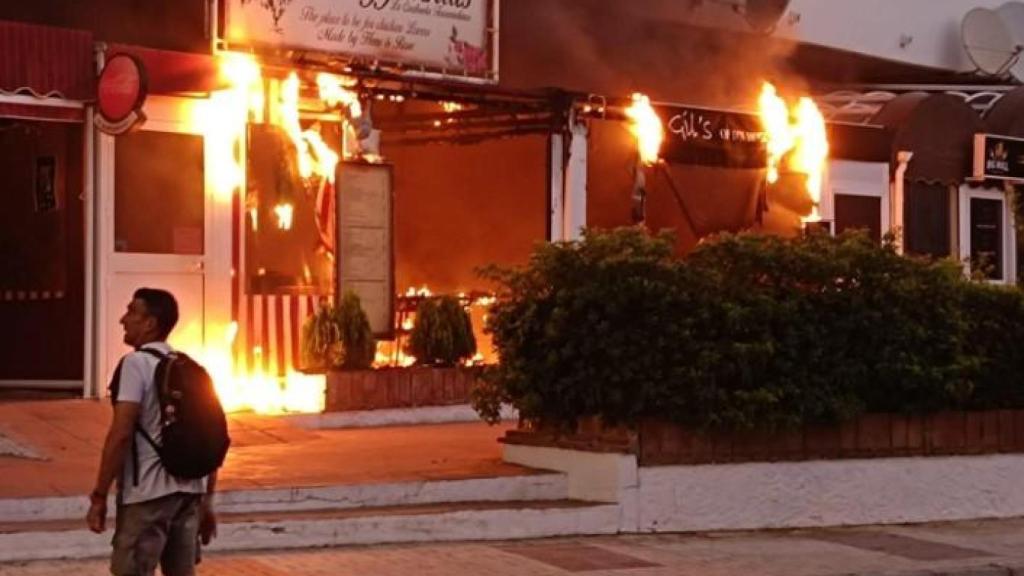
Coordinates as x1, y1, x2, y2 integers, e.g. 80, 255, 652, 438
506, 444, 1024, 533
780, 0, 1008, 74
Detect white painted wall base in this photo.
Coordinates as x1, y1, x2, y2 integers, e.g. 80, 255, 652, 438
504, 444, 1024, 533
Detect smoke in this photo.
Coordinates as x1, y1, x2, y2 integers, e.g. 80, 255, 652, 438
501, 0, 803, 108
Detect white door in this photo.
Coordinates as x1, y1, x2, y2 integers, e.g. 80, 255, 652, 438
96, 95, 232, 395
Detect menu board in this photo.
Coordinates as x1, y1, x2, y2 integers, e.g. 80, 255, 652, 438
336, 161, 395, 337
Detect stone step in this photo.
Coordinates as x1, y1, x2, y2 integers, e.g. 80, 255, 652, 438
0, 499, 620, 562
0, 473, 569, 523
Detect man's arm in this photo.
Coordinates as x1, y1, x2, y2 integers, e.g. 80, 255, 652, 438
85, 401, 140, 533
199, 469, 219, 544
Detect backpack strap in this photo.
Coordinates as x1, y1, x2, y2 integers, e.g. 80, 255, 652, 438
107, 358, 125, 407
131, 348, 169, 486
139, 348, 167, 361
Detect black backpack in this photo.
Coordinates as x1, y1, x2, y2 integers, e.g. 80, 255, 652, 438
111, 349, 231, 482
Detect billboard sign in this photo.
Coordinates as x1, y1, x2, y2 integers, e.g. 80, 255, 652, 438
223, 0, 496, 83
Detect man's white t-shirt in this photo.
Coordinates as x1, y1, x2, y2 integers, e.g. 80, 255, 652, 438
112, 341, 207, 505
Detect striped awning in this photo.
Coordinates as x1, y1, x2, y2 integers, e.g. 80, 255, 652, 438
0, 20, 94, 121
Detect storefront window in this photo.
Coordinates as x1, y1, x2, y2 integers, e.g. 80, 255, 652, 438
835, 194, 881, 242
115, 131, 205, 255
245, 123, 337, 295
905, 181, 951, 259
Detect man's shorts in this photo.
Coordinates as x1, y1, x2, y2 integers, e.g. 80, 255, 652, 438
111, 492, 202, 576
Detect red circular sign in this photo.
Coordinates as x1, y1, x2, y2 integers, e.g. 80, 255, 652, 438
97, 54, 147, 123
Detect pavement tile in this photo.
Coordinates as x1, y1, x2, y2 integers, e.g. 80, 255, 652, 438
810, 531, 993, 561
496, 542, 661, 572
2, 526, 1024, 576
0, 399, 523, 499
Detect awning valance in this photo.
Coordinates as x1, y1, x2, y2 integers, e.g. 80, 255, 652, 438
0, 20, 94, 101
871, 93, 984, 185
105, 44, 223, 95
985, 87, 1024, 138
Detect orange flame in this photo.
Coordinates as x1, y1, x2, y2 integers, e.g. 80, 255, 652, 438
625, 93, 664, 166
757, 82, 830, 222
317, 73, 362, 119
192, 57, 332, 415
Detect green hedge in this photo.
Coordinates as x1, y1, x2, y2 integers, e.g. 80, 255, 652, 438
473, 227, 1024, 431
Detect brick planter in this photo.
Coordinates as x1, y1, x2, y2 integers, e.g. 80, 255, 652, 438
501, 410, 1024, 465
324, 366, 483, 412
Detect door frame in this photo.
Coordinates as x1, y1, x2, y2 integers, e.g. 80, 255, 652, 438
958, 184, 1018, 284
91, 94, 233, 397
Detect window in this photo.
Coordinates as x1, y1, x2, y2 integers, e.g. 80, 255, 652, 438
828, 161, 889, 244
969, 198, 1003, 280
835, 194, 882, 242
115, 131, 204, 255
904, 181, 952, 258
245, 123, 337, 294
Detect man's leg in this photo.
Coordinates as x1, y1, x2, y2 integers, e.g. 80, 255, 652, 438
160, 494, 202, 576
110, 497, 177, 576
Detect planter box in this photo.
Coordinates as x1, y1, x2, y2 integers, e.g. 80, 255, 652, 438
324, 366, 483, 412
501, 410, 1024, 465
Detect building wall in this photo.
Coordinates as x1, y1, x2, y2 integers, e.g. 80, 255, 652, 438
0, 0, 208, 53
385, 135, 549, 293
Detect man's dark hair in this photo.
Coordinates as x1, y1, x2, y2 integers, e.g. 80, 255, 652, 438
133, 288, 179, 340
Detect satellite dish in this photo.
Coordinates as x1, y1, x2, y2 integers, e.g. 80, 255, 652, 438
997, 1, 1024, 80
742, 0, 791, 33
961, 7, 1020, 76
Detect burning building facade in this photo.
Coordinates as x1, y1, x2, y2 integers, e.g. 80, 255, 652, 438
0, 0, 1021, 411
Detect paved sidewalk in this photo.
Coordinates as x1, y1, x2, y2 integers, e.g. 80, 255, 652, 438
0, 399, 524, 499
3, 518, 1024, 575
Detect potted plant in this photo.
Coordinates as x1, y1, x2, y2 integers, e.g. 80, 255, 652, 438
300, 302, 344, 372
407, 295, 477, 367
336, 290, 376, 370
323, 293, 483, 413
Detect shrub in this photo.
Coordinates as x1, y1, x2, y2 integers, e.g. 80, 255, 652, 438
477, 227, 693, 427
407, 295, 477, 367
475, 227, 1024, 431
336, 290, 376, 370
301, 304, 344, 371
959, 282, 1024, 408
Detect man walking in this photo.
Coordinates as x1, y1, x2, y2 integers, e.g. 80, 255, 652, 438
86, 288, 220, 576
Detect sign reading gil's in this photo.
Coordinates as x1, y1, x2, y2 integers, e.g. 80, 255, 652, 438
974, 133, 1024, 182
95, 54, 148, 135
223, 0, 495, 83
655, 104, 767, 169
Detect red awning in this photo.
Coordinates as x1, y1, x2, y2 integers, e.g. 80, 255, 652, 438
0, 20, 94, 101
106, 44, 224, 95
0, 20, 94, 121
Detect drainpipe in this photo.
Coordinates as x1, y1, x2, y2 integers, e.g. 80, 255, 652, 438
891, 151, 913, 255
